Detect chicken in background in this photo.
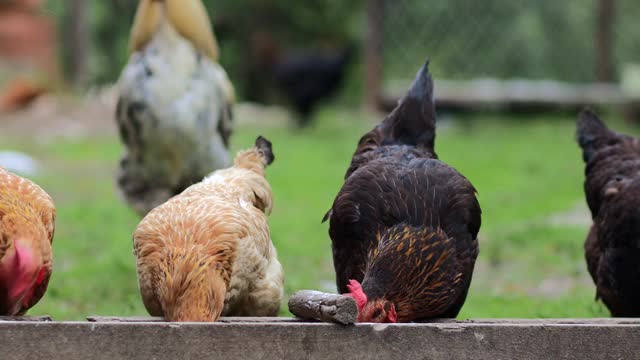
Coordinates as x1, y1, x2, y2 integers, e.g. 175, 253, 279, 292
323, 62, 481, 322
252, 32, 356, 127
133, 136, 283, 321
0, 79, 46, 113
116, 0, 235, 216
0, 167, 55, 315
577, 110, 640, 316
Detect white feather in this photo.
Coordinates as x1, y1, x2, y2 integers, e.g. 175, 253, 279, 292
116, 19, 234, 215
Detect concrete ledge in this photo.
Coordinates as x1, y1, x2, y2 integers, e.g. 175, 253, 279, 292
1, 318, 639, 360
0, 315, 51, 322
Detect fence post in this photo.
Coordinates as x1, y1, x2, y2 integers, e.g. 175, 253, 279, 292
67, 0, 90, 87
595, 0, 615, 82
365, 0, 383, 110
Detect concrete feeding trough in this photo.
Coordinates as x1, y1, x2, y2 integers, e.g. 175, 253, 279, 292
1, 316, 640, 359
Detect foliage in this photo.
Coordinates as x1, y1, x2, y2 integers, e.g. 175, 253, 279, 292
43, 0, 640, 94
383, 0, 640, 83
44, 0, 361, 96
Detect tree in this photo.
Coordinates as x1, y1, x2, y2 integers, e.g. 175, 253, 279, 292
66, 0, 90, 87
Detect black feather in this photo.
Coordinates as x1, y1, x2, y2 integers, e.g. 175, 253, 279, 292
578, 110, 640, 316
325, 61, 481, 321
255, 136, 275, 165
577, 109, 614, 163
380, 59, 436, 151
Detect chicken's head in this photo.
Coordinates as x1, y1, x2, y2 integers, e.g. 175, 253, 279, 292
159, 255, 228, 322
0, 215, 49, 315
346, 279, 397, 323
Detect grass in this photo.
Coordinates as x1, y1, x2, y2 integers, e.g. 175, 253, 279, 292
3, 107, 637, 320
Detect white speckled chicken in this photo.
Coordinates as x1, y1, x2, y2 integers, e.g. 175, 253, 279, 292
133, 137, 283, 322
116, 0, 235, 216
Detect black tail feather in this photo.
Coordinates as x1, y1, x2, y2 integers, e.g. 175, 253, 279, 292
381, 59, 436, 151
577, 109, 614, 163
406, 60, 435, 106
255, 136, 275, 165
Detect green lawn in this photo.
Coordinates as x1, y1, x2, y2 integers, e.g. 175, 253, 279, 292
3, 107, 636, 320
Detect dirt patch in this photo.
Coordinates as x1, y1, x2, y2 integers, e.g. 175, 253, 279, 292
0, 88, 118, 141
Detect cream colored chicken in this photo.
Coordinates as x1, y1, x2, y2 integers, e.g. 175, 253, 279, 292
116, 0, 235, 216
133, 137, 283, 321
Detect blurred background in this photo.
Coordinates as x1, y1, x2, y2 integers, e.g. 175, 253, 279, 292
0, 0, 638, 319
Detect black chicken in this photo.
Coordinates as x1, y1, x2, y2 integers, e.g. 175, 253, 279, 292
323, 61, 481, 322
577, 109, 640, 317
272, 44, 356, 127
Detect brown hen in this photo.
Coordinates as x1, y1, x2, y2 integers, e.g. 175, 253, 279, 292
577, 109, 640, 316
324, 61, 481, 323
0, 167, 55, 315
133, 136, 283, 322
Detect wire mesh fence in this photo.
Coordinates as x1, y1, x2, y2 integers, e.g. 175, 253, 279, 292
375, 0, 640, 91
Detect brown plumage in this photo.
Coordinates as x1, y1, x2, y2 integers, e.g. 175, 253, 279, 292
577, 109, 640, 316
324, 61, 481, 322
0, 167, 55, 315
133, 136, 283, 322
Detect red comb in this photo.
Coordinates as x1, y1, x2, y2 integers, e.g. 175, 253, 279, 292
387, 304, 398, 323
345, 279, 367, 310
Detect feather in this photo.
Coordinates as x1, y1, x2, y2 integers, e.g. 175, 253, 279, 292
577, 109, 616, 163
578, 109, 640, 316
0, 167, 55, 316
133, 138, 283, 321
117, 0, 234, 216
130, 0, 219, 61
326, 62, 480, 322
380, 60, 436, 152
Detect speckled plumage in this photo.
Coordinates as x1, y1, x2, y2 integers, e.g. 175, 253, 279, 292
577, 110, 640, 316
325, 62, 481, 322
116, 0, 234, 216
0, 167, 55, 315
133, 137, 283, 322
